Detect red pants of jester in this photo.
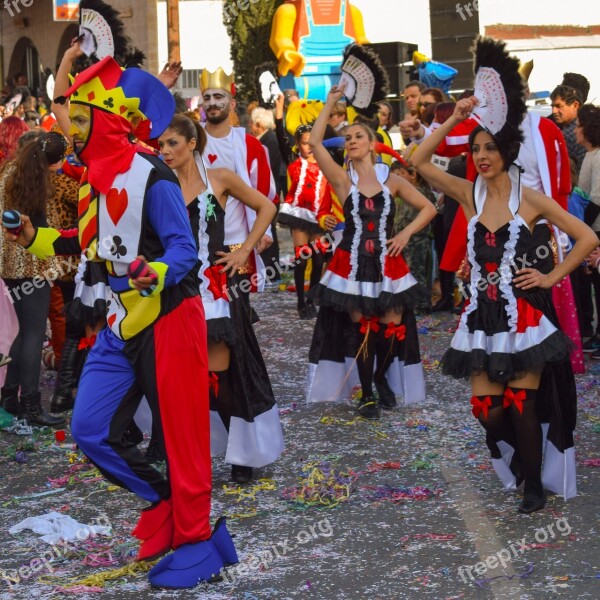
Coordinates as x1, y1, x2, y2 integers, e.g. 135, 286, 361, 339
71, 296, 211, 551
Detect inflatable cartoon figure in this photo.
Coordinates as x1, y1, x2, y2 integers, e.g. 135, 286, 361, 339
270, 0, 369, 101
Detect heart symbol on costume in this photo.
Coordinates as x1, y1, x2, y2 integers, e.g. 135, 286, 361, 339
485, 262, 498, 273
367, 222, 375, 232
106, 188, 129, 226
208, 154, 218, 165
107, 314, 117, 329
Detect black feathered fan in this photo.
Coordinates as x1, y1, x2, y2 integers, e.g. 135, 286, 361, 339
471, 36, 526, 164
338, 43, 389, 117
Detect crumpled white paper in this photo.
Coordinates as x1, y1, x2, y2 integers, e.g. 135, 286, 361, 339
9, 512, 112, 545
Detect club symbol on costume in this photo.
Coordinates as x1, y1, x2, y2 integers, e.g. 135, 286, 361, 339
103, 97, 114, 109
109, 236, 127, 258
205, 194, 218, 221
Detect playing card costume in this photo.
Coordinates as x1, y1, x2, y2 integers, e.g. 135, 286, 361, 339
24, 57, 237, 588
440, 38, 577, 502
307, 163, 426, 406
188, 155, 284, 468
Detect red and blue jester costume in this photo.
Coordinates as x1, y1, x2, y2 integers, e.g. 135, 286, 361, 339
24, 57, 237, 589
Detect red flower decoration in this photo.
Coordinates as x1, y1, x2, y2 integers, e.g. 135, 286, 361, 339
470, 395, 492, 419
503, 388, 526, 414
314, 239, 330, 254
384, 322, 406, 341
359, 316, 380, 334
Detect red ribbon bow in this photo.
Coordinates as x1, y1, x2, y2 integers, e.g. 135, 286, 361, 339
295, 244, 312, 260
385, 322, 406, 341
359, 316, 380, 334
78, 335, 97, 350
503, 388, 526, 414
313, 239, 330, 254
470, 395, 492, 419
209, 372, 219, 397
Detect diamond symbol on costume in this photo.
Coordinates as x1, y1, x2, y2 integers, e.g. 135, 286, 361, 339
367, 222, 376, 232
208, 154, 218, 165
87, 91, 95, 101
109, 236, 127, 259
106, 187, 129, 225
103, 97, 114, 109
107, 314, 117, 329
365, 198, 375, 211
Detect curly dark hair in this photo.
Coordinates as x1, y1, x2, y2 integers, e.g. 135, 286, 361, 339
550, 85, 582, 106
5, 138, 54, 216
577, 104, 600, 148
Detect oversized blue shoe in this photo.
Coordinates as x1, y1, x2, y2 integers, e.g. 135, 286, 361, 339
211, 517, 238, 567
148, 538, 224, 589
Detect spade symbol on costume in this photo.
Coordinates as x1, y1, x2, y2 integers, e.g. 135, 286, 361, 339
109, 236, 127, 259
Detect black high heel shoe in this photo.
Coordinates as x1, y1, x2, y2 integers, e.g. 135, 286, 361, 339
518, 492, 546, 514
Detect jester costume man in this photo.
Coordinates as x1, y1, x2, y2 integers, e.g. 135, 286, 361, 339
24, 57, 237, 588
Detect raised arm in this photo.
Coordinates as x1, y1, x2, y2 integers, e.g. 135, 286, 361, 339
410, 98, 476, 211
308, 85, 350, 199
51, 40, 84, 140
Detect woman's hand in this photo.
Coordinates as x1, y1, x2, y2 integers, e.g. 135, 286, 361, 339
323, 215, 337, 231
4, 213, 35, 247
215, 248, 251, 277
386, 230, 411, 257
513, 268, 552, 290
326, 83, 346, 105
399, 118, 423, 140
453, 96, 479, 122
65, 37, 84, 61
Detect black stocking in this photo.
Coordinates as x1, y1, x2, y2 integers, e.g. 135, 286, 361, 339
505, 388, 543, 497
374, 324, 398, 383
354, 322, 377, 399
210, 369, 234, 432
309, 252, 325, 292
293, 252, 308, 309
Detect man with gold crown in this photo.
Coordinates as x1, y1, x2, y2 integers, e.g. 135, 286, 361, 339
7, 49, 238, 588
199, 66, 280, 484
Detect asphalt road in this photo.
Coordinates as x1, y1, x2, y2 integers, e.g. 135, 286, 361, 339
0, 248, 598, 599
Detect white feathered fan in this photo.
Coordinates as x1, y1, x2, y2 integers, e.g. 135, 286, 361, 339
338, 44, 389, 117
78, 0, 129, 62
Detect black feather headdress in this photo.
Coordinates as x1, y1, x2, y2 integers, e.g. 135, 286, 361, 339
338, 43, 389, 118
471, 36, 526, 167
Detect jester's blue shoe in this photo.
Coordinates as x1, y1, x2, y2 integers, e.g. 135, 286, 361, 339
148, 538, 224, 589
211, 517, 238, 567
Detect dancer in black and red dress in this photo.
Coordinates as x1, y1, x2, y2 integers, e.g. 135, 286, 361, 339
411, 38, 598, 513
306, 84, 437, 420
159, 115, 284, 484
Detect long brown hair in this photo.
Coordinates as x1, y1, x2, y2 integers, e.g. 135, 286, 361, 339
5, 138, 54, 216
